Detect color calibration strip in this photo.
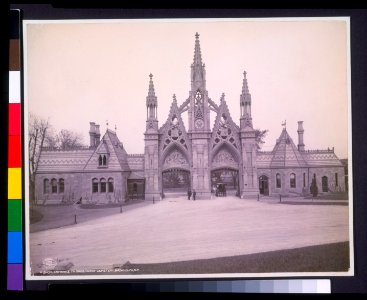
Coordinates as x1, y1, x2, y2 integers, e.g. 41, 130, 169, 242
48, 279, 330, 293
8, 9, 23, 291
143, 279, 331, 293
139, 279, 330, 293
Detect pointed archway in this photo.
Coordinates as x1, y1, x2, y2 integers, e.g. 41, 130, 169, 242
161, 144, 191, 198
210, 143, 240, 197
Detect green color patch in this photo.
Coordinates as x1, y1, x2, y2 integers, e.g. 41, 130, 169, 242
8, 200, 22, 231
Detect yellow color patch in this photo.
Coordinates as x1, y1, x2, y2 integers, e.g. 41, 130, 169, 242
8, 168, 22, 199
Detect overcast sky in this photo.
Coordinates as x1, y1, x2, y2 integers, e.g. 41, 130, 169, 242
24, 18, 349, 158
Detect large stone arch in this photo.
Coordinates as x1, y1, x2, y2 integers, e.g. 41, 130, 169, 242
210, 142, 241, 171
210, 143, 241, 196
161, 142, 191, 172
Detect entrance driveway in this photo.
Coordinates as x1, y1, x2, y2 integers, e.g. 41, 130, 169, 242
29, 196, 349, 272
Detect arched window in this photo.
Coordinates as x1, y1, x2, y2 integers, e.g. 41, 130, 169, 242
100, 178, 106, 193
51, 178, 57, 194
92, 178, 98, 193
43, 179, 49, 194
108, 178, 114, 193
276, 173, 281, 188
322, 176, 328, 192
98, 155, 102, 166
103, 155, 107, 166
290, 173, 296, 188
59, 179, 64, 193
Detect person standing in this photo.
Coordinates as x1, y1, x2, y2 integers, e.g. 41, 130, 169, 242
187, 189, 192, 200
193, 189, 196, 201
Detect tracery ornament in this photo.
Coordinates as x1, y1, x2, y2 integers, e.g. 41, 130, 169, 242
212, 149, 237, 168
194, 90, 204, 120
213, 113, 238, 149
163, 115, 188, 150
163, 150, 189, 168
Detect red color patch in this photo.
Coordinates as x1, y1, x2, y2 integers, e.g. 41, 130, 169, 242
8, 135, 21, 168
9, 104, 21, 136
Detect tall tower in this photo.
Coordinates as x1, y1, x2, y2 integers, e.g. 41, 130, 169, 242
144, 74, 160, 201
188, 33, 211, 199
239, 71, 259, 197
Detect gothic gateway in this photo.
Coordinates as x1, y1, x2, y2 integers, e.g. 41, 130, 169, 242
34, 33, 346, 204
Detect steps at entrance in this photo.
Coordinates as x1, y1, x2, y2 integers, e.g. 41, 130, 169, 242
163, 192, 187, 199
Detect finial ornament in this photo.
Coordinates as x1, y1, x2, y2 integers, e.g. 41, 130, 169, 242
243, 70, 247, 76
173, 94, 177, 102
220, 93, 225, 102
195, 32, 199, 39
106, 120, 109, 128
115, 125, 117, 131
281, 120, 286, 129
149, 73, 153, 79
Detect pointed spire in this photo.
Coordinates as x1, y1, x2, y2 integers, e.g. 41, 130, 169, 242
240, 70, 252, 120
147, 73, 157, 100
193, 32, 203, 66
241, 70, 251, 101
173, 94, 177, 104
191, 33, 206, 91
146, 73, 158, 121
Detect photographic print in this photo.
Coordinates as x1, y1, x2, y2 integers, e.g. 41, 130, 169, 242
23, 18, 353, 279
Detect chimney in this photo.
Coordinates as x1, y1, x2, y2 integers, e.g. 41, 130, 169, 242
95, 124, 101, 145
297, 121, 305, 151
89, 122, 96, 147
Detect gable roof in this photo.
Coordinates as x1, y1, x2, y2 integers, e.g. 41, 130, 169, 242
270, 128, 307, 168
105, 130, 131, 170
83, 129, 130, 171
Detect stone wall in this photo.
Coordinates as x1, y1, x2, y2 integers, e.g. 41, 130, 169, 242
35, 171, 128, 205
257, 166, 345, 196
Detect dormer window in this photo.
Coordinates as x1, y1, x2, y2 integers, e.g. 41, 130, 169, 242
98, 154, 108, 167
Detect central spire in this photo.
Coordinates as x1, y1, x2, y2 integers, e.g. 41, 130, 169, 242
191, 32, 206, 91
193, 32, 203, 66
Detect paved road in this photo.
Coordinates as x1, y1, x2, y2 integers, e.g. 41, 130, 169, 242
29, 196, 350, 273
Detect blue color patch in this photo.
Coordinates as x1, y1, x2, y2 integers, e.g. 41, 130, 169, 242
8, 231, 22, 263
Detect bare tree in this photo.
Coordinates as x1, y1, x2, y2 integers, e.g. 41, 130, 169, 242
56, 129, 84, 150
28, 113, 51, 203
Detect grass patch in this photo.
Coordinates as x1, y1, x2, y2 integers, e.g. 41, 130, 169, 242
304, 192, 348, 200
36, 242, 350, 276
121, 242, 350, 274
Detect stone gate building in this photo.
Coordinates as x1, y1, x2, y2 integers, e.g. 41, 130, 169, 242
34, 33, 346, 204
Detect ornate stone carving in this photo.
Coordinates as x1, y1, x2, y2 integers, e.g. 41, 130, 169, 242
163, 150, 189, 169
163, 115, 188, 150
213, 113, 238, 149
212, 149, 237, 168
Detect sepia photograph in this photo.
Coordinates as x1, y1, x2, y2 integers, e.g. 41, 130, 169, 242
23, 18, 353, 279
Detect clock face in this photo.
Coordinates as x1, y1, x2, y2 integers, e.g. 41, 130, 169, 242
195, 119, 204, 129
